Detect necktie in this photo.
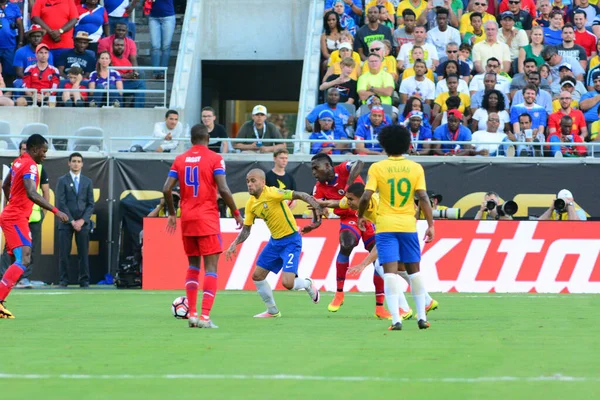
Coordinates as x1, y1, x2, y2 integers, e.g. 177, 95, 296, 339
74, 176, 79, 194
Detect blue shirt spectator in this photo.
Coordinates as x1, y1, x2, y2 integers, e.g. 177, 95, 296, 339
325, 0, 362, 21
306, 97, 351, 139
433, 110, 472, 153
511, 89, 553, 114
355, 107, 390, 153
57, 46, 96, 78
150, 0, 175, 17
543, 27, 563, 46
510, 103, 548, 130
309, 109, 347, 155
13, 43, 55, 72
0, 1, 23, 75
404, 112, 433, 152
580, 89, 600, 123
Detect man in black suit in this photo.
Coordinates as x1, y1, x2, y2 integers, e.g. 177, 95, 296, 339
56, 153, 95, 287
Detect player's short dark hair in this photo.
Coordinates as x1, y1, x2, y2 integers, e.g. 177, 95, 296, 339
487, 57, 500, 66
69, 152, 83, 161
470, 12, 483, 21
165, 109, 179, 119
311, 152, 333, 166
201, 106, 215, 116
402, 8, 416, 18
436, 7, 449, 16
26, 134, 48, 151
523, 57, 537, 66
190, 124, 209, 144
378, 125, 411, 156
273, 148, 289, 158
346, 182, 365, 197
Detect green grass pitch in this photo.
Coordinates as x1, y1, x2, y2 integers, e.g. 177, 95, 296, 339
1, 290, 599, 400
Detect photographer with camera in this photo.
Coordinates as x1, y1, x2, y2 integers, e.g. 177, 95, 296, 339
415, 191, 461, 220
538, 189, 587, 221
474, 191, 518, 220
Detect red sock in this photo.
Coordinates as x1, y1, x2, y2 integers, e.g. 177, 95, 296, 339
201, 272, 218, 319
336, 253, 350, 292
185, 266, 200, 315
0, 264, 25, 301
373, 273, 385, 306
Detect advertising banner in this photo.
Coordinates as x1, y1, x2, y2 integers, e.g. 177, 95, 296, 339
142, 219, 600, 293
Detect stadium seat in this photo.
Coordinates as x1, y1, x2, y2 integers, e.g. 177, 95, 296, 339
21, 123, 50, 137
68, 127, 105, 152
338, 102, 356, 118
0, 120, 17, 150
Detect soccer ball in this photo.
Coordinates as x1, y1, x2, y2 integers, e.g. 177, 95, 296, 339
171, 296, 189, 319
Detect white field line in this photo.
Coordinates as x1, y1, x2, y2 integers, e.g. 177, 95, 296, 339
0, 373, 598, 383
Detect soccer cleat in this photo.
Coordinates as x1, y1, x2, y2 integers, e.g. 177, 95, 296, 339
0, 301, 15, 319
426, 299, 439, 314
327, 292, 344, 312
188, 313, 200, 328
198, 317, 219, 329
418, 319, 430, 330
375, 305, 392, 320
253, 310, 282, 318
400, 307, 414, 321
388, 322, 402, 331
305, 278, 320, 304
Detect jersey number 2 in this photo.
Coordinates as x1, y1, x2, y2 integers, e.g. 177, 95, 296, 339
184, 166, 200, 197
387, 178, 411, 207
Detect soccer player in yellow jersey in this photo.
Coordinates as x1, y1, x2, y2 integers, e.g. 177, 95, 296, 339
358, 125, 435, 330
225, 169, 325, 318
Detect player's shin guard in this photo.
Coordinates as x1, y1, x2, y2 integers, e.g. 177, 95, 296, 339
383, 273, 401, 325
335, 253, 350, 292
399, 270, 432, 304
409, 272, 427, 322
373, 260, 385, 306
0, 263, 25, 301
185, 266, 200, 315
254, 279, 279, 314
201, 272, 217, 319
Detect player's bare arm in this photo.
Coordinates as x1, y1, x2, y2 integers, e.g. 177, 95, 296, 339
347, 160, 364, 187
225, 225, 252, 260
357, 189, 374, 232
292, 191, 326, 234
215, 174, 243, 229
24, 178, 69, 222
348, 246, 378, 276
162, 175, 178, 233
316, 199, 341, 209
416, 189, 435, 242
2, 172, 11, 204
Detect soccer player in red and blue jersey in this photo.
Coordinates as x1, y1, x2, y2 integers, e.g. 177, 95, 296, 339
163, 125, 243, 329
0, 134, 70, 319
309, 153, 390, 320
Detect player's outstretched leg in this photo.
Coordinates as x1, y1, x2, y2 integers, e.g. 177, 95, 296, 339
372, 259, 391, 320
294, 277, 320, 304
0, 260, 27, 319
398, 269, 437, 316
329, 253, 348, 312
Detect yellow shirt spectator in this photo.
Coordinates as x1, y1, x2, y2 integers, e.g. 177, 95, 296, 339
551, 99, 579, 113
328, 50, 362, 67
332, 61, 361, 80
396, 0, 428, 21
366, 0, 395, 18
434, 92, 471, 112
365, 156, 426, 233
589, 55, 600, 71
459, 12, 496, 35
357, 70, 396, 105
591, 120, 600, 141
243, 186, 297, 239
402, 66, 435, 82
361, 56, 397, 76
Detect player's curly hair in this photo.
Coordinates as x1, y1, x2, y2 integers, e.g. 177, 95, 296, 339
26, 134, 48, 151
311, 152, 333, 166
378, 125, 411, 156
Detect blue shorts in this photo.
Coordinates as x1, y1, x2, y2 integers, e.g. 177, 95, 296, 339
375, 232, 421, 264
256, 232, 302, 275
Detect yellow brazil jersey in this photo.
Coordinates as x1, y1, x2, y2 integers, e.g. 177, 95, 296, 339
551, 99, 578, 113
396, 0, 428, 19
365, 156, 426, 233
402, 67, 435, 83
328, 50, 362, 67
434, 92, 471, 112
460, 12, 496, 35
243, 186, 298, 239
591, 120, 600, 141
340, 193, 380, 224
361, 56, 397, 76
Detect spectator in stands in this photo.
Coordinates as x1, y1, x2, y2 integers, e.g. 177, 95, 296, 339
543, 11, 564, 46
436, 42, 471, 83
534, 0, 551, 27
201, 106, 228, 153
320, 57, 358, 104
548, 91, 587, 139
511, 58, 552, 97
306, 88, 352, 138
431, 109, 473, 155
506, 113, 545, 157
471, 89, 511, 133
57, 32, 96, 79
0, 75, 14, 106
497, 11, 528, 64
548, 116, 587, 157
470, 112, 507, 156
377, 5, 394, 30
321, 11, 345, 71
426, 8, 460, 57
469, 58, 511, 96
399, 59, 435, 105
104, 0, 137, 37
88, 51, 123, 107
463, 12, 486, 46
550, 70, 587, 100
470, 73, 510, 112
402, 96, 431, 123
538, 189, 587, 220
510, 71, 552, 113
324, 0, 363, 25
323, 42, 360, 82
236, 105, 285, 153
573, 11, 596, 58
13, 25, 54, 88
354, 6, 394, 61
404, 111, 432, 155
431, 94, 462, 129
458, 43, 474, 71
459, 1, 495, 37
510, 84, 548, 137
473, 21, 512, 73
432, 74, 471, 121
31, 0, 79, 61
333, 0, 356, 36
98, 22, 138, 67
149, 0, 176, 80
397, 25, 439, 72
357, 53, 395, 105
517, 26, 545, 72
393, 9, 416, 50
62, 66, 87, 107
308, 109, 348, 155
542, 46, 585, 83
147, 109, 184, 152
557, 24, 588, 70
326, 32, 361, 69
553, 76, 586, 104
75, 0, 109, 54
364, 40, 397, 80
16, 44, 59, 106
111, 37, 145, 108
0, 0, 23, 81
505, 0, 534, 31
417, 0, 461, 30
580, 73, 600, 124
435, 60, 469, 97
355, 106, 390, 154
265, 149, 297, 208
396, 0, 428, 26
355, 93, 382, 118
574, 0, 600, 28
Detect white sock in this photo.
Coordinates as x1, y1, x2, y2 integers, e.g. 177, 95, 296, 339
400, 270, 432, 304
293, 277, 309, 290
254, 280, 279, 314
398, 288, 410, 311
409, 272, 426, 322
373, 259, 384, 277
384, 273, 401, 325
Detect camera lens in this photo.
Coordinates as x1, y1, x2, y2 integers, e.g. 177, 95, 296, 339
554, 199, 566, 212
486, 200, 496, 210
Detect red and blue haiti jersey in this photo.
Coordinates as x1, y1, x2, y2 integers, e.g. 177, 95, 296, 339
1, 153, 38, 223
313, 161, 363, 219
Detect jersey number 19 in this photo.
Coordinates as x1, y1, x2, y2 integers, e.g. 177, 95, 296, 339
387, 178, 411, 207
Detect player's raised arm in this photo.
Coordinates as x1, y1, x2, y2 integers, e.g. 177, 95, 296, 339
357, 189, 374, 232
225, 225, 252, 261
215, 174, 243, 228
347, 160, 364, 187
416, 189, 435, 243
24, 178, 69, 222
291, 191, 326, 234
162, 175, 178, 233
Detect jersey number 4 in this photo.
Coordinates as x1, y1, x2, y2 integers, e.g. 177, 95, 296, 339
387, 178, 411, 207
184, 166, 200, 197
